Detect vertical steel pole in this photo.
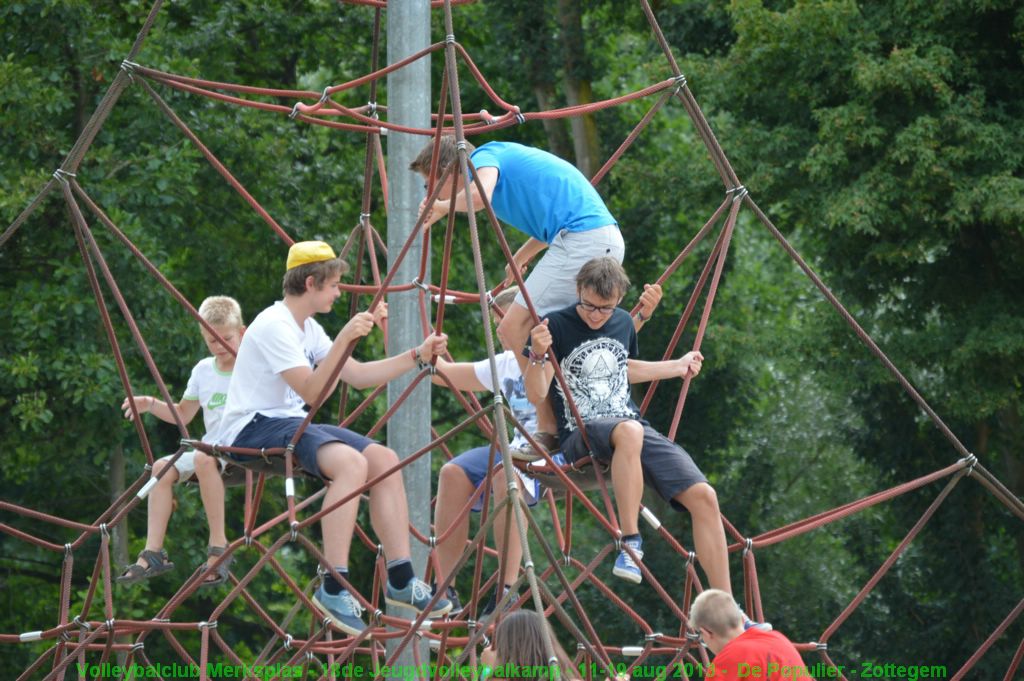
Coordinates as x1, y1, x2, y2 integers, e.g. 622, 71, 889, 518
386, 0, 431, 671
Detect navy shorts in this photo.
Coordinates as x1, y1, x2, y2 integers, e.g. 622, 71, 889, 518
561, 417, 708, 512
230, 413, 377, 480
448, 445, 544, 511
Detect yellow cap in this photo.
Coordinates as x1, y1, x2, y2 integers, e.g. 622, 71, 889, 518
286, 241, 337, 271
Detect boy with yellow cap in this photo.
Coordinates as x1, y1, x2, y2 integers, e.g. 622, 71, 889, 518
204, 240, 452, 636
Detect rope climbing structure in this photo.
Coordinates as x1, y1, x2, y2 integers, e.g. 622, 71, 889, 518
2, 1, 1022, 680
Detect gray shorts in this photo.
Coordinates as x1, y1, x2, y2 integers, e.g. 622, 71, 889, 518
514, 225, 624, 316
561, 417, 708, 511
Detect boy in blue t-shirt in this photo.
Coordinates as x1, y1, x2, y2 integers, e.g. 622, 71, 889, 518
411, 136, 631, 457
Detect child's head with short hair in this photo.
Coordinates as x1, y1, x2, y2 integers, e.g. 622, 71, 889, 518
688, 588, 743, 653
197, 296, 245, 369
575, 257, 631, 301
198, 296, 243, 329
491, 286, 519, 314
282, 241, 349, 296
409, 135, 477, 182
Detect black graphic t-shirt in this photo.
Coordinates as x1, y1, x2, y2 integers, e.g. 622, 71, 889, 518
531, 305, 640, 443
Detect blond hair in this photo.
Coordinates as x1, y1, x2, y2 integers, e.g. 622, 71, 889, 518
198, 296, 244, 329
492, 286, 519, 312
688, 589, 742, 636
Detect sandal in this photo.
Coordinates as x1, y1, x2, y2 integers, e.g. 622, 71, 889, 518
199, 545, 234, 588
116, 549, 175, 585
510, 431, 559, 462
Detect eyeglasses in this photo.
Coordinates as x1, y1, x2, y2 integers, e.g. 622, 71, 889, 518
577, 299, 617, 315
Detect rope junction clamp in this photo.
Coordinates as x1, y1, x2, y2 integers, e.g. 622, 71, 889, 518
743, 538, 754, 556
283, 634, 293, 650
685, 629, 700, 642
645, 632, 663, 642
515, 113, 526, 125
367, 101, 377, 116
52, 169, 76, 184
99, 523, 109, 539
411, 277, 430, 292
563, 552, 572, 567
428, 535, 437, 548
289, 102, 303, 120
73, 616, 92, 632
319, 87, 331, 104
962, 453, 978, 476
673, 73, 688, 87
65, 543, 73, 557
290, 521, 299, 542
445, 34, 456, 45
197, 620, 218, 630
105, 619, 116, 631
815, 641, 828, 651
131, 642, 145, 652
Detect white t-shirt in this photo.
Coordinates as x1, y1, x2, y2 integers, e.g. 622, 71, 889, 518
217, 301, 333, 445
473, 350, 537, 449
181, 357, 232, 442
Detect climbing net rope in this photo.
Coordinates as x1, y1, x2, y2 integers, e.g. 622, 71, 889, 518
2, 1, 1023, 679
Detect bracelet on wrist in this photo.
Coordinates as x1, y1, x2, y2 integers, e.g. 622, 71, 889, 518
528, 350, 548, 366
635, 310, 648, 323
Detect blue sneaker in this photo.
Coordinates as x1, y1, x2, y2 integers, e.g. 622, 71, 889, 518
612, 538, 644, 584
312, 584, 367, 637
432, 584, 463, 617
386, 577, 452, 617
739, 605, 773, 632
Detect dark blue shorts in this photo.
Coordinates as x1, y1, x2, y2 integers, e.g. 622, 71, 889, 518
230, 413, 376, 480
448, 444, 547, 511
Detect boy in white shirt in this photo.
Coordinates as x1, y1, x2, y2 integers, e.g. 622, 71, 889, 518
117, 296, 244, 586
207, 241, 451, 636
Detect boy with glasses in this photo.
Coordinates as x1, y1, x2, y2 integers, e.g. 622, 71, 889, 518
524, 257, 768, 629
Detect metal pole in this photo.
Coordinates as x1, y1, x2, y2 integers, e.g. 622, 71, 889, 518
386, 0, 431, 671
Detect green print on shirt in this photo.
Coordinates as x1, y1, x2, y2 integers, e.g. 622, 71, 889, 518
207, 392, 227, 410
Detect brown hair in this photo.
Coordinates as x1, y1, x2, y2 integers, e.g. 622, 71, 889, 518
491, 610, 580, 680
575, 257, 630, 300
409, 135, 476, 178
282, 258, 349, 296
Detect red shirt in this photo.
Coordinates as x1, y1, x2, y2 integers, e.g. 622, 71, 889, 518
705, 629, 812, 681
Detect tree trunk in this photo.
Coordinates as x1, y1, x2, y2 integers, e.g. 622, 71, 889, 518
533, 84, 573, 159
557, 0, 601, 178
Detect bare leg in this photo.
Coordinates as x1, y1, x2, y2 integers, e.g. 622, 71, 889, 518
316, 443, 369, 568
490, 467, 523, 586
140, 457, 179, 564
434, 462, 475, 585
362, 443, 412, 562
609, 420, 645, 536
674, 482, 730, 593
194, 452, 227, 551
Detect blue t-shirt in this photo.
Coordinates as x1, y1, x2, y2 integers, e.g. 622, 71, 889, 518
470, 142, 617, 243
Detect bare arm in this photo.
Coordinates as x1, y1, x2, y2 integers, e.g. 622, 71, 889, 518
504, 237, 548, 286
632, 283, 663, 331
431, 357, 489, 392
419, 166, 500, 228
121, 395, 201, 425
627, 351, 703, 384
523, 320, 556, 404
